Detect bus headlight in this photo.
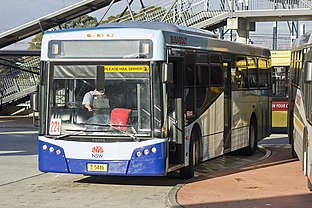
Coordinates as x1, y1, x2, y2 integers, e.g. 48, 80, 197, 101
143, 149, 149, 155
136, 151, 142, 157
151, 147, 157, 153
42, 144, 48, 150
49, 147, 54, 153
55, 149, 61, 155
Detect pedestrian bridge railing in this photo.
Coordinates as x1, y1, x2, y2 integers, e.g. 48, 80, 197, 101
104, 0, 312, 28
0, 56, 40, 107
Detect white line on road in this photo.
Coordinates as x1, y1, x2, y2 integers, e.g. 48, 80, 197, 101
0, 131, 38, 135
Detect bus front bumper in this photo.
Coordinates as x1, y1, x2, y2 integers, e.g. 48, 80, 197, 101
38, 140, 167, 176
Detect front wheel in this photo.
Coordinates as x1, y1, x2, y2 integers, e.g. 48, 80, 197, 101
180, 130, 200, 179
179, 139, 195, 179
308, 177, 312, 191
239, 119, 257, 156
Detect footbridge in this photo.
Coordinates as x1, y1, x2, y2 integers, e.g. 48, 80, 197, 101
0, 0, 122, 114
100, 0, 312, 43
1, 0, 312, 114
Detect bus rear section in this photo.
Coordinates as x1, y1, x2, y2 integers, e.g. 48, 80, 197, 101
271, 50, 290, 133
289, 31, 312, 190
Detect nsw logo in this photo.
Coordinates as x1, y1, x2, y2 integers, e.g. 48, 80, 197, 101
92, 146, 104, 158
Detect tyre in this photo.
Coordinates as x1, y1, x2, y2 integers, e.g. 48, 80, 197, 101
180, 130, 200, 179
179, 139, 195, 179
239, 119, 257, 156
308, 177, 312, 191
288, 110, 298, 158
290, 135, 298, 158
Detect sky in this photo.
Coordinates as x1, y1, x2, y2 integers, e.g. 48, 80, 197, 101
0, 0, 311, 50
0, 0, 154, 49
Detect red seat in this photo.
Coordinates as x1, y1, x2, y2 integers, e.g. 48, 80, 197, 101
110, 108, 132, 130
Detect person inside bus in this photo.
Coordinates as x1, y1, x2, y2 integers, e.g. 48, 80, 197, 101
81, 89, 111, 124
82, 89, 102, 112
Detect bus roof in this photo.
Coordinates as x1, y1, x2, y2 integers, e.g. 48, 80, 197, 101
98, 21, 217, 38
45, 21, 217, 38
42, 22, 270, 60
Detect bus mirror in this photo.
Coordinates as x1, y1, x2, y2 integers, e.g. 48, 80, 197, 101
30, 91, 39, 112
304, 61, 312, 83
162, 63, 173, 83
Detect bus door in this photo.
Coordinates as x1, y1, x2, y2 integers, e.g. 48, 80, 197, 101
167, 57, 185, 166
223, 60, 232, 153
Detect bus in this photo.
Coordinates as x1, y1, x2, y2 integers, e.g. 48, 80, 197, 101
38, 22, 271, 179
288, 31, 312, 190
271, 50, 290, 133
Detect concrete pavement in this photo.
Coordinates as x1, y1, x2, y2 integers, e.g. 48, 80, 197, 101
172, 143, 312, 208
0, 115, 38, 129
1, 116, 310, 208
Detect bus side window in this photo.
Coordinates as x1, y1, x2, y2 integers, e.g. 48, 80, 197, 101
235, 57, 248, 89
209, 53, 223, 101
248, 57, 258, 88
259, 58, 269, 88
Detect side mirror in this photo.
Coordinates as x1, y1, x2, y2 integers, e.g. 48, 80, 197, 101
162, 62, 173, 83
30, 92, 39, 112
304, 61, 312, 83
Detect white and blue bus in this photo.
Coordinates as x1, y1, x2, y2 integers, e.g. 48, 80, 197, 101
288, 31, 312, 190
38, 22, 271, 178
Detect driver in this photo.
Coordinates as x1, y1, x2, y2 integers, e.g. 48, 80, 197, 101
82, 89, 102, 112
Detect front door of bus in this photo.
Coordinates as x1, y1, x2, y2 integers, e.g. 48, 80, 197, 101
167, 57, 184, 165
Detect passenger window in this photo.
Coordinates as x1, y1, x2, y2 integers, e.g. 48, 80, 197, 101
196, 65, 209, 110
210, 53, 223, 101
259, 58, 269, 88
235, 57, 248, 89
248, 57, 258, 88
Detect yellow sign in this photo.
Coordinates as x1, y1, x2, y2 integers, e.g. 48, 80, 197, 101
87, 163, 108, 172
104, 65, 150, 73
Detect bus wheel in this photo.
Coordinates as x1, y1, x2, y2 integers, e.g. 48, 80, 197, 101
308, 177, 312, 191
288, 110, 298, 158
180, 130, 200, 179
290, 134, 298, 158
239, 119, 257, 156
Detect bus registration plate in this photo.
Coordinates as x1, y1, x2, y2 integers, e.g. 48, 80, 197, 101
87, 163, 108, 172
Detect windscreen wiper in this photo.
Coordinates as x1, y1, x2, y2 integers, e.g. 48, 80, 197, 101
81, 122, 140, 141
54, 127, 111, 140
54, 129, 87, 140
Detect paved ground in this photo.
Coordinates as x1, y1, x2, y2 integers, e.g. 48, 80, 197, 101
0, 115, 37, 128
1, 116, 311, 208
174, 143, 312, 208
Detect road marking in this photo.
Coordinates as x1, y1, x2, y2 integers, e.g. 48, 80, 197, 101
0, 151, 25, 154
0, 131, 38, 135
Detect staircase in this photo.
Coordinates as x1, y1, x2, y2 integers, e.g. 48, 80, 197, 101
0, 56, 40, 112
104, 0, 312, 30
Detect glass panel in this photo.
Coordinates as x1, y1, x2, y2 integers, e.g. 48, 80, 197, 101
48, 40, 153, 59
152, 62, 163, 137
235, 57, 248, 89
49, 64, 151, 137
248, 57, 258, 88
196, 65, 208, 109
259, 58, 269, 88
185, 52, 195, 118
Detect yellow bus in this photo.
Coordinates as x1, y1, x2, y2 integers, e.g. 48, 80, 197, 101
271, 50, 290, 133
